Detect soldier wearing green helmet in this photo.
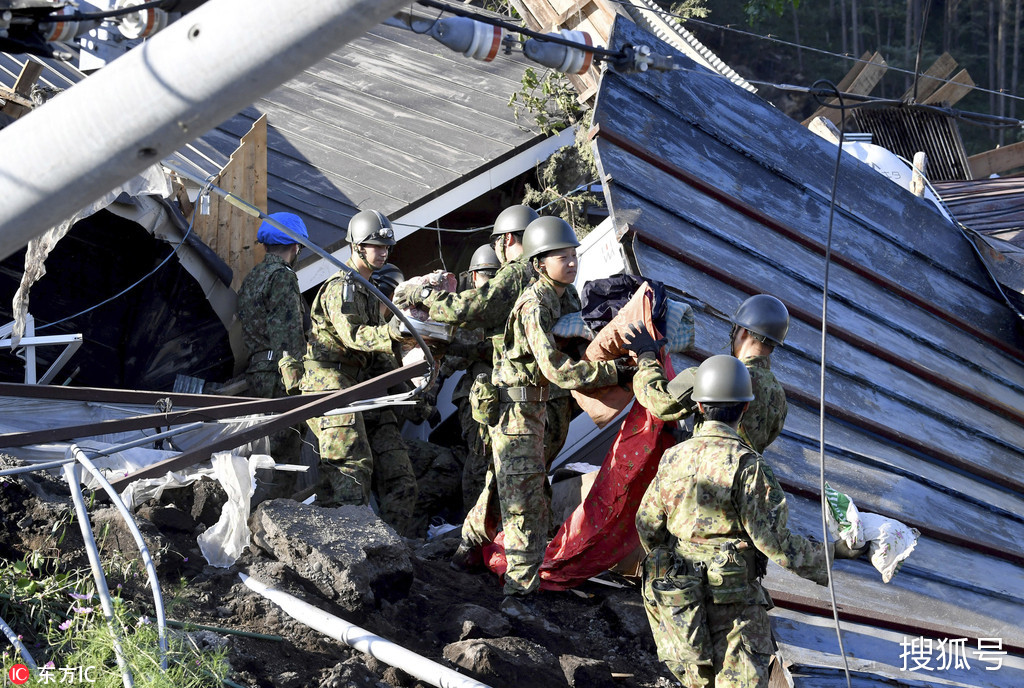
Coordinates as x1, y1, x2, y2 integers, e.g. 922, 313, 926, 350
623, 293, 790, 455
299, 209, 418, 536
459, 215, 634, 607
636, 355, 866, 688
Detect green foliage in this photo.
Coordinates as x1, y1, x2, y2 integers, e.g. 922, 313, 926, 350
509, 66, 587, 135
1, 556, 229, 687
522, 112, 603, 238
739, 0, 798, 24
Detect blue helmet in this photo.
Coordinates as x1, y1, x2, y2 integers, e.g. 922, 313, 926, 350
257, 212, 308, 245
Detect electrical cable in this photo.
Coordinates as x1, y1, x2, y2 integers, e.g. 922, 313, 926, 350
42, 1, 165, 23
911, 0, 935, 104
610, 0, 1024, 107
33, 187, 201, 333
814, 78, 855, 688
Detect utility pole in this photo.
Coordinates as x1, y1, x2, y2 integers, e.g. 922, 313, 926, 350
0, 0, 407, 261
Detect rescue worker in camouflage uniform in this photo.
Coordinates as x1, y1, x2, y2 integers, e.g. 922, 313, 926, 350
237, 212, 308, 479
636, 355, 867, 687
470, 216, 633, 604
300, 210, 418, 536
443, 244, 500, 510
624, 294, 790, 454
391, 205, 566, 566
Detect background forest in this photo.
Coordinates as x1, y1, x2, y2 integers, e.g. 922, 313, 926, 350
663, 0, 1024, 155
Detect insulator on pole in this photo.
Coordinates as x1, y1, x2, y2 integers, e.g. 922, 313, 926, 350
118, 4, 171, 40
430, 16, 504, 62
523, 29, 593, 75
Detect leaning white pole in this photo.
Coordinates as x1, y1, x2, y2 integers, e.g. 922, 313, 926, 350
0, 0, 408, 261
239, 573, 493, 688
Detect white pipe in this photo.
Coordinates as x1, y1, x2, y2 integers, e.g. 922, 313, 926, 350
63, 462, 134, 688
70, 447, 168, 669
239, 573, 493, 688
0, 0, 409, 261
0, 614, 37, 672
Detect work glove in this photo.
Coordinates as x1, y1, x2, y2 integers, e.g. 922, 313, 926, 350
614, 358, 638, 387
621, 321, 666, 359
392, 282, 421, 310
832, 540, 870, 560
387, 315, 406, 341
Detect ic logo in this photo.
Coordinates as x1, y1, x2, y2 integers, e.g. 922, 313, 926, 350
7, 664, 30, 685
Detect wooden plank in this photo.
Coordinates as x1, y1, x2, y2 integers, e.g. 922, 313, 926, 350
627, 223, 1024, 493
924, 68, 975, 106
968, 140, 1024, 178
589, 33, 1000, 299
107, 360, 428, 492
1, 60, 43, 119
900, 51, 958, 102
591, 110, 1023, 355
803, 51, 886, 125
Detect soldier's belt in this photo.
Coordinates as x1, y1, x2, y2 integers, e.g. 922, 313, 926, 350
498, 386, 549, 403
304, 359, 345, 370
250, 350, 276, 362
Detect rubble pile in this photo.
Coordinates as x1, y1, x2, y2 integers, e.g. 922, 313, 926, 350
0, 460, 674, 688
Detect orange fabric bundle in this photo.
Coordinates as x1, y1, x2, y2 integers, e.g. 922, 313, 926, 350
572, 282, 662, 428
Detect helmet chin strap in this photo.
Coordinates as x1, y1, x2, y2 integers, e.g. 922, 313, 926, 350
537, 262, 572, 288
354, 244, 375, 272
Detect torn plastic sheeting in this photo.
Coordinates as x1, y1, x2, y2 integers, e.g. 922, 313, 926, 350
196, 452, 275, 568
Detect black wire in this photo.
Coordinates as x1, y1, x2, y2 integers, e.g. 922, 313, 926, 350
912, 0, 935, 103
43, 1, 165, 23
413, 0, 625, 60
813, 78, 855, 688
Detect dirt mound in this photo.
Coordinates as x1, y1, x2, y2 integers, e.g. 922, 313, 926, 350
0, 464, 674, 688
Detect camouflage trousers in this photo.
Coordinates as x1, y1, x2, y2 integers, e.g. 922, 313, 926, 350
461, 396, 571, 596
306, 405, 418, 537
247, 370, 304, 497
650, 598, 774, 688
457, 397, 491, 512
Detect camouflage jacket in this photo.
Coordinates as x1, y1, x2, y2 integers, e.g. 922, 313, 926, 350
635, 420, 827, 586
237, 254, 306, 373
633, 354, 786, 454
494, 276, 617, 391
426, 256, 535, 337
738, 355, 787, 454
633, 355, 695, 422
303, 258, 398, 388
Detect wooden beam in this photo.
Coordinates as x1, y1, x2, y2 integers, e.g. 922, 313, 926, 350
0, 61, 43, 120
803, 52, 887, 126
107, 360, 429, 492
923, 68, 974, 107
968, 139, 1024, 178
900, 52, 957, 102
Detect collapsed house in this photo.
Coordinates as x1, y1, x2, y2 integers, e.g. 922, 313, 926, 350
2, 2, 1024, 687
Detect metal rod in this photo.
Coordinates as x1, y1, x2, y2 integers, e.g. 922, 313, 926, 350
0, 457, 73, 476
0, 614, 37, 671
71, 447, 168, 670
62, 462, 134, 688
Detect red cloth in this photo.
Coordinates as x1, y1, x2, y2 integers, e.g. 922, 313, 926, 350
482, 359, 677, 589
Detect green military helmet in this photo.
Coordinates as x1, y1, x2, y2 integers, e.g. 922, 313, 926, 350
348, 209, 396, 246
522, 215, 580, 261
468, 244, 500, 273
372, 263, 405, 299
733, 294, 789, 346
490, 204, 539, 239
692, 355, 754, 403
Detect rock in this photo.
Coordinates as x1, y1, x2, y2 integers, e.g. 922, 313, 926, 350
249, 499, 413, 613
443, 637, 568, 688
601, 590, 656, 652
559, 655, 615, 688
136, 505, 196, 533
92, 505, 171, 573
440, 602, 511, 643
319, 659, 380, 688
191, 477, 228, 528
274, 671, 304, 688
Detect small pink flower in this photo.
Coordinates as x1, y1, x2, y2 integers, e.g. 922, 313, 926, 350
58, 620, 72, 631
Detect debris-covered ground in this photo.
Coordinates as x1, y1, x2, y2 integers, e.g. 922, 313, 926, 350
0, 456, 677, 688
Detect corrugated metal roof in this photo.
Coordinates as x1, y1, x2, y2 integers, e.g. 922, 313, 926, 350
593, 15, 1024, 685
849, 105, 973, 182
934, 177, 1024, 244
